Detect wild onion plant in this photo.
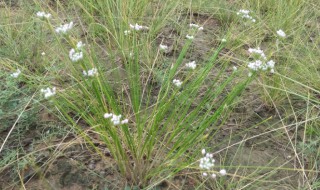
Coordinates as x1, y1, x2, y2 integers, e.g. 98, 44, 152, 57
51, 33, 252, 186
30, 2, 254, 186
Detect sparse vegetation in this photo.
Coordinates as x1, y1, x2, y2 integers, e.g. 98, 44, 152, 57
0, 0, 319, 189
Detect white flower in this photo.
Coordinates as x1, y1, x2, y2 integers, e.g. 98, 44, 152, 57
76, 41, 85, 49
190, 23, 199, 28
221, 38, 227, 42
189, 23, 204, 31
219, 169, 227, 176
69, 48, 83, 62
124, 30, 131, 35
129, 23, 149, 31
186, 61, 196, 70
121, 119, 129, 124
237, 9, 250, 15
111, 114, 122, 125
199, 149, 215, 171
55, 21, 74, 34
248, 60, 263, 71
41, 52, 46, 56
247, 48, 275, 74
104, 113, 128, 125
36, 11, 51, 19
41, 87, 56, 98
248, 47, 267, 60
277, 29, 286, 38
199, 149, 227, 179
104, 113, 113, 119
247, 61, 275, 74
232, 66, 237, 71
10, 69, 21, 78
173, 79, 182, 87
237, 9, 255, 23
69, 41, 85, 62
159, 44, 168, 51
186, 34, 194, 40
83, 68, 98, 77
266, 60, 275, 68
199, 153, 215, 170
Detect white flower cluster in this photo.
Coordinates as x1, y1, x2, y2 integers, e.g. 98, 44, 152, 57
41, 87, 56, 98
69, 41, 85, 62
186, 61, 196, 70
129, 23, 149, 31
173, 79, 182, 87
104, 113, 129, 125
200, 149, 227, 178
237, 9, 256, 23
83, 68, 98, 77
200, 149, 215, 170
10, 69, 21, 78
277, 29, 286, 38
248, 47, 267, 60
189, 23, 204, 31
186, 34, 194, 40
248, 60, 275, 72
36, 11, 51, 19
247, 48, 275, 74
124, 23, 149, 35
69, 49, 83, 62
159, 44, 168, 51
55, 21, 74, 34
